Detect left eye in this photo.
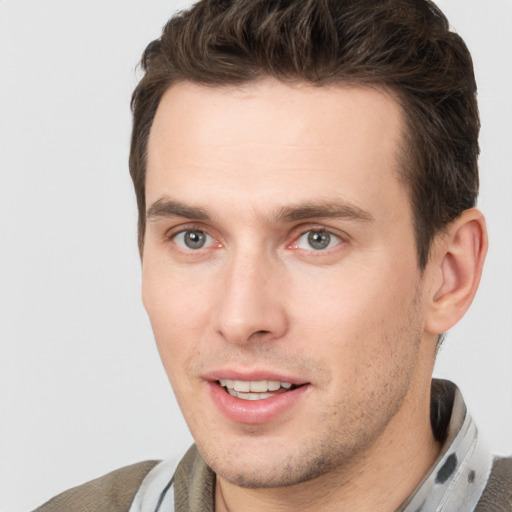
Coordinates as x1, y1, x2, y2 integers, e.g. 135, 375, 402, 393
173, 230, 214, 250
295, 230, 341, 251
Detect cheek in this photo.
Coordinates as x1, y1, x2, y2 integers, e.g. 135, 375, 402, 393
142, 250, 214, 323
141, 260, 214, 378
289, 258, 421, 372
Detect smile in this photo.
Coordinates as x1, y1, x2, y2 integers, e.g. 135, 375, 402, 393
209, 376, 309, 424
218, 379, 295, 400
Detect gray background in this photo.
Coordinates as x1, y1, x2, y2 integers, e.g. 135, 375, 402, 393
1, 1, 511, 510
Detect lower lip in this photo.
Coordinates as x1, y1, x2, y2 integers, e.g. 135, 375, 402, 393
208, 382, 309, 424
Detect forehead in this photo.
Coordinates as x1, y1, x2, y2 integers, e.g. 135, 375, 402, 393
146, 79, 408, 222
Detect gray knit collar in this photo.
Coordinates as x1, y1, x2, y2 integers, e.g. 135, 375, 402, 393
398, 380, 493, 511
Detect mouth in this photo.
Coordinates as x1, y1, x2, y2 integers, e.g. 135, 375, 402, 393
217, 378, 299, 401
208, 375, 310, 424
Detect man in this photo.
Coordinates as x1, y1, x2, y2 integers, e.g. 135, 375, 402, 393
34, 0, 511, 510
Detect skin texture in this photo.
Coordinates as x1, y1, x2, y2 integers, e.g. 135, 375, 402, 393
141, 79, 487, 511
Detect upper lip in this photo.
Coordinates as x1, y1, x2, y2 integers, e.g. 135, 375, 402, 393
203, 369, 309, 385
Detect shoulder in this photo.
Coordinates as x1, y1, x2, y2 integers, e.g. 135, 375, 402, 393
475, 456, 512, 511
32, 460, 160, 512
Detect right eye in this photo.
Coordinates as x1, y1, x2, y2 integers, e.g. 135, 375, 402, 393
173, 230, 214, 250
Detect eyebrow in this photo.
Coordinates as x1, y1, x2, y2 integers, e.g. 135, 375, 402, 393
147, 198, 211, 221
276, 200, 374, 223
146, 197, 374, 224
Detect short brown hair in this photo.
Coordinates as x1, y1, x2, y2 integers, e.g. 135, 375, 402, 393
130, 0, 479, 268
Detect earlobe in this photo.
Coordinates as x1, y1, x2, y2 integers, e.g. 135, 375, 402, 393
425, 208, 488, 335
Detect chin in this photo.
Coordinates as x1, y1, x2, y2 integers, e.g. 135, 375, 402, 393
198, 435, 357, 489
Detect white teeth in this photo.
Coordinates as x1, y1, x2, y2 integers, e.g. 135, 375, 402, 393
233, 380, 250, 392
267, 381, 281, 391
235, 391, 274, 401
250, 380, 281, 392
221, 379, 234, 389
227, 388, 271, 401
218, 379, 294, 393
249, 381, 267, 392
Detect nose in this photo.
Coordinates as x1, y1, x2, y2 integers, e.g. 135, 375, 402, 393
214, 249, 289, 345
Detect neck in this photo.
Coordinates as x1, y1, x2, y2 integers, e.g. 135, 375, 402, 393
215, 381, 440, 512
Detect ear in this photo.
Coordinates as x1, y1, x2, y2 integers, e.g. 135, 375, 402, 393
424, 208, 488, 335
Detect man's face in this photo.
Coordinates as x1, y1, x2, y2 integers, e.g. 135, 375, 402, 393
142, 80, 435, 487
